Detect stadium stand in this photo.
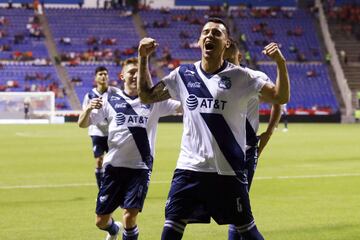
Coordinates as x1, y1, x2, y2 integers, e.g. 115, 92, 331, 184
0, 0, 357, 121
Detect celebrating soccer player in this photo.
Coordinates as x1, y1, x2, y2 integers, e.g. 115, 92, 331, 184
224, 40, 282, 240
78, 66, 111, 189
78, 58, 181, 240
137, 18, 289, 240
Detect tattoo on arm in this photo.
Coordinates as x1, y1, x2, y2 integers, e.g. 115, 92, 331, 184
151, 81, 171, 102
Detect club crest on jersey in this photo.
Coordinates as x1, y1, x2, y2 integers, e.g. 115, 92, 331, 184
218, 76, 231, 89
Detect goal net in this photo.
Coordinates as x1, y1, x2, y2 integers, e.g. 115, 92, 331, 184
0, 92, 55, 124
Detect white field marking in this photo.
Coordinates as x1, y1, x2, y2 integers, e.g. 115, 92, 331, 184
15, 132, 55, 138
0, 173, 359, 190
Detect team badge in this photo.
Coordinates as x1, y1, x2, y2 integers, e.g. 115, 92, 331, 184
218, 76, 232, 89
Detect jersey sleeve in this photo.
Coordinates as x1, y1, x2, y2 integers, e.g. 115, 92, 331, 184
155, 99, 181, 117
82, 93, 89, 110
162, 68, 180, 101
247, 69, 269, 97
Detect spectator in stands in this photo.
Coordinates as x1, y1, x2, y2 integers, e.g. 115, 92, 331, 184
87, 36, 99, 45
245, 50, 251, 65
71, 76, 83, 87
310, 47, 319, 57
325, 52, 331, 64
160, 6, 170, 14
0, 30, 7, 38
179, 30, 190, 39
293, 26, 303, 36
283, 10, 294, 19
14, 34, 25, 44
289, 43, 298, 53
306, 69, 317, 78
162, 46, 172, 64
296, 52, 307, 62
339, 49, 348, 64
101, 38, 117, 45
0, 16, 9, 25
0, 44, 11, 52
60, 37, 72, 45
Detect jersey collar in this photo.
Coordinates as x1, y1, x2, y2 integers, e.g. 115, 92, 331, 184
199, 60, 228, 79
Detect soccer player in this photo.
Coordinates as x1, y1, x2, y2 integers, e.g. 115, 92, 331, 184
224, 40, 282, 240
281, 104, 289, 132
78, 58, 181, 240
78, 66, 111, 189
137, 18, 289, 240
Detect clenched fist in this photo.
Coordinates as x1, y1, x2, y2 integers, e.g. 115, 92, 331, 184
138, 37, 158, 57
88, 97, 103, 110
262, 42, 286, 63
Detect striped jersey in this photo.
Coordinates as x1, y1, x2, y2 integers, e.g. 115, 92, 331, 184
245, 67, 273, 147
162, 61, 266, 177
89, 87, 180, 170
82, 87, 112, 136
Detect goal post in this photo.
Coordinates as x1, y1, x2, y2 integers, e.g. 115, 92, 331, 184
0, 92, 56, 124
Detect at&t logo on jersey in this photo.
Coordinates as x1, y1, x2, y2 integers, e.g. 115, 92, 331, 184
186, 94, 198, 110
115, 113, 149, 126
186, 94, 227, 111
115, 113, 126, 125
218, 76, 232, 89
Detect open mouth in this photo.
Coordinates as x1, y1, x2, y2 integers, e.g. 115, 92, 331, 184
204, 41, 215, 51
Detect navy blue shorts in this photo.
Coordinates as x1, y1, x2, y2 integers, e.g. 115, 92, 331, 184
245, 146, 259, 190
96, 165, 151, 215
90, 136, 109, 158
164, 169, 254, 226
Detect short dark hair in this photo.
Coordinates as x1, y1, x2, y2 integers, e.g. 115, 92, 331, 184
206, 17, 230, 37
95, 66, 108, 75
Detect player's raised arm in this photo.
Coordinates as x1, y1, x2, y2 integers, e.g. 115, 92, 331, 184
77, 97, 103, 128
260, 42, 290, 104
137, 37, 171, 104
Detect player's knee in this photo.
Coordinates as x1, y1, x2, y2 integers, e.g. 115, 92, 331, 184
95, 216, 109, 229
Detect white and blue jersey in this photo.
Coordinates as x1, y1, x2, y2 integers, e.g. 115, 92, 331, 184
245, 68, 273, 148
163, 61, 266, 177
89, 87, 180, 170
82, 87, 111, 137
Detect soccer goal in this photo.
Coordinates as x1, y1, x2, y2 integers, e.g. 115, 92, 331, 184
0, 92, 56, 124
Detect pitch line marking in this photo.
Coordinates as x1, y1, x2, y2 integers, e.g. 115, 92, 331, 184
0, 173, 359, 190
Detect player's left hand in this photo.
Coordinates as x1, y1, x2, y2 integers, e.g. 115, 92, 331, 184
258, 131, 272, 156
262, 42, 285, 63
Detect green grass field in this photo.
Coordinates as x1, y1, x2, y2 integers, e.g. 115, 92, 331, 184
0, 123, 359, 240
